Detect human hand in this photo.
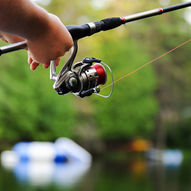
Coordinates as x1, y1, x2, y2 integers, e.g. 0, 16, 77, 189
0, 32, 24, 43
0, 32, 62, 70
26, 13, 73, 70
0, 14, 73, 70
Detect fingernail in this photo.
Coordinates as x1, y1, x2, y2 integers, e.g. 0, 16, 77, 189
30, 62, 39, 71
28, 57, 33, 64
43, 63, 50, 69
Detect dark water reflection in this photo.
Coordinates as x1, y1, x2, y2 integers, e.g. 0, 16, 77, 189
0, 158, 190, 191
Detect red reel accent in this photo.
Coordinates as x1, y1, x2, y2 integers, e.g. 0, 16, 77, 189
93, 64, 107, 85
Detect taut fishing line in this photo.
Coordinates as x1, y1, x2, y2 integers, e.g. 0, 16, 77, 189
101, 38, 191, 91
0, 2, 191, 98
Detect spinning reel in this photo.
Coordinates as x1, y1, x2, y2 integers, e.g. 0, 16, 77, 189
50, 41, 114, 98
0, 2, 190, 98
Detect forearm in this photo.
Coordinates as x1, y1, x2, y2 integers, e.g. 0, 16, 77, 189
0, 0, 73, 66
0, 0, 49, 40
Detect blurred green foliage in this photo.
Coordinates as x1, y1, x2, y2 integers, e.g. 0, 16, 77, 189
0, 49, 76, 144
92, 37, 158, 139
0, 0, 191, 148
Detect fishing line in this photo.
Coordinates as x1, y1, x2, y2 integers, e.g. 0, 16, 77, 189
0, 2, 191, 98
101, 38, 191, 91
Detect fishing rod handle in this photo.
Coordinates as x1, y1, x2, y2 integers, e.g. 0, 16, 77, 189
0, 1, 190, 55
66, 17, 123, 40
0, 17, 122, 55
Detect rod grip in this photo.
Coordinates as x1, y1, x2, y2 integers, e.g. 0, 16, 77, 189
66, 17, 123, 40
66, 24, 91, 40
97, 17, 124, 31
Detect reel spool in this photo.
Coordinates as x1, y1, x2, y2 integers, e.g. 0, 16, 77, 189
0, 1, 190, 99
50, 41, 114, 98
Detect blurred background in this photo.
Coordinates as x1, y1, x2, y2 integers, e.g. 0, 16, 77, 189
0, 0, 191, 190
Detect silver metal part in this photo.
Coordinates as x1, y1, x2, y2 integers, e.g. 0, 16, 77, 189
57, 41, 78, 79
49, 41, 112, 98
87, 22, 97, 34
95, 62, 114, 98
54, 71, 73, 90
50, 60, 57, 81
50, 41, 78, 89
79, 66, 99, 91
69, 77, 78, 87
124, 8, 162, 23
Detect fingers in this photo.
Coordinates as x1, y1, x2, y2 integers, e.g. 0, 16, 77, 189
0, 32, 25, 43
56, 57, 60, 66
30, 62, 40, 71
28, 56, 33, 64
28, 58, 40, 71
28, 54, 60, 71
0, 37, 8, 43
0, 32, 7, 42
28, 53, 39, 71
43, 57, 60, 69
43, 63, 50, 69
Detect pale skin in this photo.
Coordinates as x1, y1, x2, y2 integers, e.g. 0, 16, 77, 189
0, 0, 73, 70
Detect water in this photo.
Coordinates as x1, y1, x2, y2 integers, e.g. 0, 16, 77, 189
0, 158, 190, 191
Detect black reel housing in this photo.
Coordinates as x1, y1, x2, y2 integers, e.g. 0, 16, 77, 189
55, 57, 107, 98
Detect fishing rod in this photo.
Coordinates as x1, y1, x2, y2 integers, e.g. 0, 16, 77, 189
0, 1, 191, 98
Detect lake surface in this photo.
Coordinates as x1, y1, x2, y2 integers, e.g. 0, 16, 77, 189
0, 157, 190, 191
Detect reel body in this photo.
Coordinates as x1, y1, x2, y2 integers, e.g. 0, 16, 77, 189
50, 41, 112, 98
0, 2, 190, 98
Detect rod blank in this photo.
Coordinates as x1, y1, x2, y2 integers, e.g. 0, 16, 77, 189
163, 1, 191, 13
0, 41, 27, 55
0, 1, 191, 55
